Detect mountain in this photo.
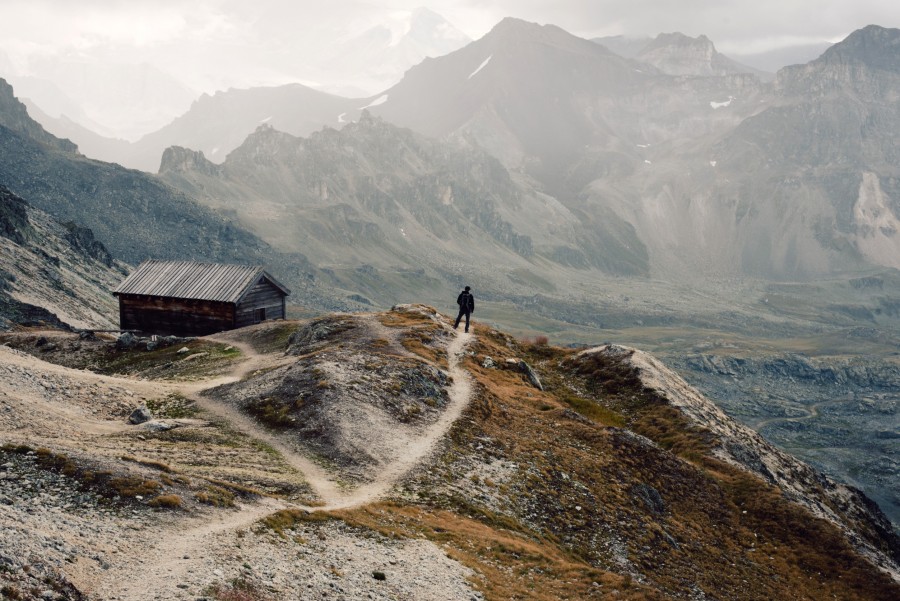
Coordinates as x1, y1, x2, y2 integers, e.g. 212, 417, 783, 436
367, 18, 766, 200
0, 185, 125, 331
0, 310, 897, 598
634, 32, 771, 79
159, 113, 650, 307
728, 41, 834, 73
316, 7, 471, 95
665, 24, 900, 278
0, 78, 336, 308
66, 84, 364, 172
597, 34, 832, 74
19, 98, 132, 165
592, 34, 653, 58
5, 61, 197, 140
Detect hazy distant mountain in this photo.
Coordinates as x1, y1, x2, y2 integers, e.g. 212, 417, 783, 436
369, 18, 765, 199
7, 60, 197, 141
591, 35, 653, 58
728, 41, 834, 73
4, 76, 110, 135
605, 24, 900, 279
60, 84, 364, 172
635, 32, 771, 79
159, 113, 650, 301
20, 99, 132, 166
361, 19, 900, 281
316, 7, 471, 95
597, 34, 831, 74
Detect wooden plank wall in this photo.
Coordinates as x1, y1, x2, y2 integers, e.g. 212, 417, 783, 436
119, 295, 235, 336
235, 279, 286, 328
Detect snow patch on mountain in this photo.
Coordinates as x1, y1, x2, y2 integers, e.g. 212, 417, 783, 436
710, 96, 735, 109
468, 55, 493, 79
360, 95, 388, 110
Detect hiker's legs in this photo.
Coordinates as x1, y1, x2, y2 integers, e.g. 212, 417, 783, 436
454, 308, 466, 329
464, 311, 470, 332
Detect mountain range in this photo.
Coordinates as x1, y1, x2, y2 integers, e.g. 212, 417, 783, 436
2, 15, 900, 544
147, 20, 900, 283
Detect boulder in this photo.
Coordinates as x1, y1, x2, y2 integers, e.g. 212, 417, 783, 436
116, 332, 139, 350
128, 406, 153, 425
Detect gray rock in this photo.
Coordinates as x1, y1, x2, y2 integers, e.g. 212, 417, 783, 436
128, 406, 153, 425
116, 332, 138, 350
481, 356, 496, 369
518, 360, 543, 391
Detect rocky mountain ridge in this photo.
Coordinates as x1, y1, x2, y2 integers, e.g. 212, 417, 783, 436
634, 32, 769, 78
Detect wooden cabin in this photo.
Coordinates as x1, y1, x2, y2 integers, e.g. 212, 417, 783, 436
112, 260, 290, 336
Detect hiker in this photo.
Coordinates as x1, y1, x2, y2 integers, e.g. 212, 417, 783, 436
454, 286, 475, 333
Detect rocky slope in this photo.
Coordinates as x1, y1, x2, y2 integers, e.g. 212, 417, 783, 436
668, 349, 900, 526
159, 112, 648, 308
0, 185, 125, 331
0, 78, 349, 310
636, 24, 900, 280
0, 310, 897, 600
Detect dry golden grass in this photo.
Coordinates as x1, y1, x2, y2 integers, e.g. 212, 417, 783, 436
120, 455, 175, 473
339, 503, 664, 601
385, 325, 900, 600
147, 494, 182, 508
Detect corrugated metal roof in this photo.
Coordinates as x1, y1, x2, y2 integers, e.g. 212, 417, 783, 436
113, 260, 290, 303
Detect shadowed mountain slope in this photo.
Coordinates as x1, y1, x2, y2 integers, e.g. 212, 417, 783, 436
0, 185, 125, 330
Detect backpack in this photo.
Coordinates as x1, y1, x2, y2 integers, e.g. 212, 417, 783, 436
457, 291, 474, 312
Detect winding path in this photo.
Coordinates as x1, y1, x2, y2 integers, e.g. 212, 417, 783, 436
182, 323, 474, 510
90, 321, 475, 599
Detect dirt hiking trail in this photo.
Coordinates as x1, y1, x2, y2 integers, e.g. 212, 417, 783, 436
181, 323, 474, 510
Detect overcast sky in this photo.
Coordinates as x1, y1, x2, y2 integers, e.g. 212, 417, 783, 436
2, 0, 897, 59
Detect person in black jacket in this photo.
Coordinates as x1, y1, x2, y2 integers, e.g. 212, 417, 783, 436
454, 286, 475, 333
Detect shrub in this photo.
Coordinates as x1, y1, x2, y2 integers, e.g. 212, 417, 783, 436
207, 577, 271, 601
196, 486, 236, 507
148, 494, 182, 508
108, 476, 161, 498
